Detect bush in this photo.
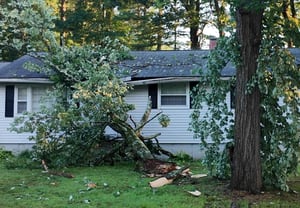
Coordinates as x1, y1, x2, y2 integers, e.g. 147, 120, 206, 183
4, 150, 40, 169
0, 147, 13, 161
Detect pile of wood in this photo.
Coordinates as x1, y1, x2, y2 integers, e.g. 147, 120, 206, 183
141, 159, 206, 196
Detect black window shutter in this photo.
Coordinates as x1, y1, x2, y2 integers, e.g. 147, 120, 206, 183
148, 84, 158, 109
190, 82, 198, 109
5, 85, 14, 117
230, 85, 236, 109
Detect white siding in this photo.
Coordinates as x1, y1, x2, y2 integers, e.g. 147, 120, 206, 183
0, 81, 232, 157
125, 85, 196, 144
124, 84, 232, 144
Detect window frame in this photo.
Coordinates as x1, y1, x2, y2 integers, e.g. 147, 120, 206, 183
158, 82, 190, 109
14, 85, 32, 115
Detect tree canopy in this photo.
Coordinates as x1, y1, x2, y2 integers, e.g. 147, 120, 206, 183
0, 0, 57, 60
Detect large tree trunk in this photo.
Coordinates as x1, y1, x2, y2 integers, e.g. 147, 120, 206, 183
230, 7, 264, 193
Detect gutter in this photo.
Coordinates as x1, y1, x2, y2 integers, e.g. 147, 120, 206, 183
0, 78, 53, 84
125, 76, 232, 85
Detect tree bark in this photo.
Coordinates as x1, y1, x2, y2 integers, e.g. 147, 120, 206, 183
109, 115, 154, 161
182, 0, 201, 49
230, 7, 263, 193
59, 0, 66, 46
212, 0, 226, 37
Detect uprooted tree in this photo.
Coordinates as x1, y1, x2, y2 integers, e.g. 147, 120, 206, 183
10, 39, 173, 167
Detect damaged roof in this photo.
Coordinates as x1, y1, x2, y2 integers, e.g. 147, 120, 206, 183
121, 49, 300, 81
0, 49, 300, 83
119, 50, 210, 79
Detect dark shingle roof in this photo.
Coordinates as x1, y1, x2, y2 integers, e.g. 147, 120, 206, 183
119, 50, 211, 79
0, 62, 10, 69
1, 49, 299, 82
121, 49, 300, 80
0, 54, 47, 79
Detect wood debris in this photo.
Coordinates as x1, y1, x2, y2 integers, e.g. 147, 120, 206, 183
149, 177, 174, 188
191, 174, 207, 179
41, 160, 75, 178
187, 190, 201, 197
144, 159, 207, 190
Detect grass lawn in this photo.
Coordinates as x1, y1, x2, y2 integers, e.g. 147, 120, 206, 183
0, 159, 299, 208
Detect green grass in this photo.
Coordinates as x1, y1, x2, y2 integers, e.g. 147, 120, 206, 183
0, 160, 299, 208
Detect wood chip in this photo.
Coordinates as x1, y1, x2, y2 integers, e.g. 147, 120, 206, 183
149, 177, 173, 188
190, 174, 207, 179
187, 190, 201, 197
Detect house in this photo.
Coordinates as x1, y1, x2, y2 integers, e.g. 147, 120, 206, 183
0, 49, 299, 157
0, 55, 52, 153
116, 50, 235, 158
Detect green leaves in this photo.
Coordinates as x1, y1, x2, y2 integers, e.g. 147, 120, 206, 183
10, 39, 134, 167
0, 0, 57, 60
190, 36, 236, 178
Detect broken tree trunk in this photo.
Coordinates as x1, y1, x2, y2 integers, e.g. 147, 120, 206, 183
109, 114, 154, 160
108, 97, 173, 161
131, 98, 174, 158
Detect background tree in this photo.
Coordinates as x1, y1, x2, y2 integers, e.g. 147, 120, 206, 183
281, 0, 300, 47
209, 0, 230, 37
47, 0, 223, 50
164, 1, 187, 50
0, 0, 57, 60
118, 0, 182, 50
180, 0, 211, 49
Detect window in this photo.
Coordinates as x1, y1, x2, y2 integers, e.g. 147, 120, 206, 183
5, 85, 50, 117
148, 82, 198, 109
32, 87, 49, 112
17, 87, 28, 114
160, 83, 187, 106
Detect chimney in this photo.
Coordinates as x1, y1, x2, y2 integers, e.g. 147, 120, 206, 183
209, 37, 217, 50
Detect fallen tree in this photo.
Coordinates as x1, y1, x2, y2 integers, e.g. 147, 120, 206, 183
10, 41, 174, 167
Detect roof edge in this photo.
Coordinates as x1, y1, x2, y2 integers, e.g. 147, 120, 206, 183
0, 78, 53, 84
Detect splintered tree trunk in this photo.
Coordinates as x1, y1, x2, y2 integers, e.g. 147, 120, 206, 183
230, 7, 263, 193
109, 115, 154, 161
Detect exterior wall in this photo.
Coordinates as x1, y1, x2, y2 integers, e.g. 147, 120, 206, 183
0, 84, 50, 152
125, 85, 197, 143
1, 81, 232, 158
123, 84, 232, 158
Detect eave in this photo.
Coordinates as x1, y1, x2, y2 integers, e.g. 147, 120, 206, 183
0, 78, 53, 84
